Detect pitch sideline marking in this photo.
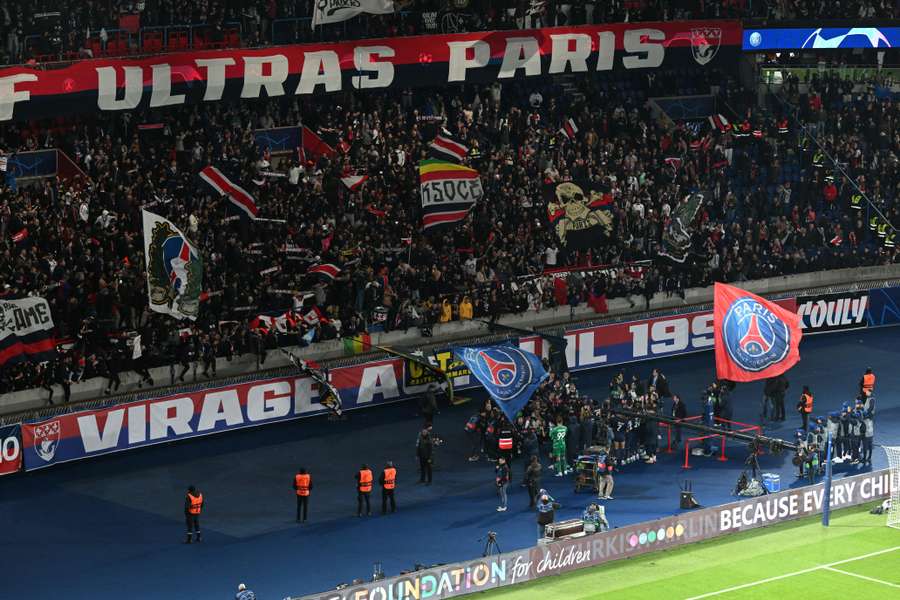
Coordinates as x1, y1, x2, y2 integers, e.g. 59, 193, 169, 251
824, 567, 900, 589
684, 546, 900, 599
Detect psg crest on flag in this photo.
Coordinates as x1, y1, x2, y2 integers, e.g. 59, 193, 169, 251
454, 344, 549, 423
721, 297, 791, 372
713, 282, 802, 382
464, 347, 534, 402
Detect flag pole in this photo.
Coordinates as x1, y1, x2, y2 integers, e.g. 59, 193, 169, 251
253, 218, 287, 223
822, 431, 833, 526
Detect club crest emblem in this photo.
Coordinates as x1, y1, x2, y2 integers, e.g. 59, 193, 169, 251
465, 347, 533, 402
690, 28, 722, 65
722, 297, 791, 372
147, 221, 202, 318
33, 420, 61, 462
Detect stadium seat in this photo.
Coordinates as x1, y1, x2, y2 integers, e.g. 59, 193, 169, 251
142, 31, 163, 53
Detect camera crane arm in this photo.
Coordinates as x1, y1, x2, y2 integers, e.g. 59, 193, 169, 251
609, 408, 798, 453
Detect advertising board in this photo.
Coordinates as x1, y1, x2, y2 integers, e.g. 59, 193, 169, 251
292, 469, 894, 600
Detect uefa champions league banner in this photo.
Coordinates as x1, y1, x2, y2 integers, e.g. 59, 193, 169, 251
292, 469, 894, 600
744, 27, 899, 50
0, 20, 741, 123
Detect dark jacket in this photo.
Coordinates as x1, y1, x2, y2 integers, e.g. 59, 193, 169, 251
495, 463, 510, 485
672, 399, 688, 420
579, 417, 594, 449
522, 431, 540, 458
416, 432, 433, 459
524, 461, 542, 488
651, 373, 671, 397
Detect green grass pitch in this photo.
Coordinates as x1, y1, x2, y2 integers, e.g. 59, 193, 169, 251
475, 503, 900, 599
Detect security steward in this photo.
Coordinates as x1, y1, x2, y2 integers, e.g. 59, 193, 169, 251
293, 467, 311, 523
797, 386, 814, 431
380, 461, 397, 514
860, 367, 875, 397
184, 485, 203, 544
356, 464, 373, 517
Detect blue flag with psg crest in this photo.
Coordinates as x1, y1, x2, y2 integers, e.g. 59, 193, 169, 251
453, 344, 548, 422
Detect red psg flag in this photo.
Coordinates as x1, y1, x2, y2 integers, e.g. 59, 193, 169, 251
713, 282, 802, 382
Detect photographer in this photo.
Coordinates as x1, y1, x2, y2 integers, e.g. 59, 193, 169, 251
536, 490, 560, 541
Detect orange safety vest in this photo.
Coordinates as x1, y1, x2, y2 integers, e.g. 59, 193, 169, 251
382, 467, 396, 490
295, 473, 311, 497
801, 393, 814, 414
188, 492, 203, 515
862, 373, 875, 393
358, 469, 373, 493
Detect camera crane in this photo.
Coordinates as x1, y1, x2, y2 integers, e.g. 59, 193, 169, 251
609, 408, 798, 454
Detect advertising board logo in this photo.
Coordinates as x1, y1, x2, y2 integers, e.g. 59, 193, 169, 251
469, 347, 532, 402
33, 420, 60, 462
690, 27, 722, 65
802, 28, 891, 49
722, 297, 790, 372
748, 31, 762, 47
797, 292, 869, 332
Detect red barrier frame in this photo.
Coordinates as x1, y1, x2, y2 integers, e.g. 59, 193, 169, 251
679, 417, 761, 469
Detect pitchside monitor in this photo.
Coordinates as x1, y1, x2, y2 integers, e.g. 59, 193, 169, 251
743, 27, 898, 50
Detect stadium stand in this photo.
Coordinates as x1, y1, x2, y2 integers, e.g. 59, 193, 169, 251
1, 3, 899, 399
12, 0, 899, 66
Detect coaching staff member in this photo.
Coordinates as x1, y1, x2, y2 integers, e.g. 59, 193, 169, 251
293, 467, 311, 523
184, 485, 203, 543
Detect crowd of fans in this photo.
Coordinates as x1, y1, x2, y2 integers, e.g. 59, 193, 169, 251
7, 0, 900, 66
463, 364, 675, 506
0, 20, 899, 398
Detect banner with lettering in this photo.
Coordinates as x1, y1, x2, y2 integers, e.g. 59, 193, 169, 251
0, 21, 741, 122
290, 469, 894, 600
0, 297, 56, 367
0, 423, 22, 476
19, 358, 403, 471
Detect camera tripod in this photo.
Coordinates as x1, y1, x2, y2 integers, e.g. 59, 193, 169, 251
481, 532, 501, 557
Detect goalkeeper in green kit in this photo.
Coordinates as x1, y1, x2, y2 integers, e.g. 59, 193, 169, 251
550, 418, 570, 476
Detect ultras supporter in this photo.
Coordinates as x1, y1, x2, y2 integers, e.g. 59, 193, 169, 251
1, 66, 898, 397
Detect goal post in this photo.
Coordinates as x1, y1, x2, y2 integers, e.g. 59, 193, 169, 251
885, 446, 900, 530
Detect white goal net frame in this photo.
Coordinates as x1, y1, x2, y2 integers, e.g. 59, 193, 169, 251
885, 446, 900, 529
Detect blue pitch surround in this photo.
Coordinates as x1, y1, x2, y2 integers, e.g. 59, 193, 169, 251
2, 327, 898, 599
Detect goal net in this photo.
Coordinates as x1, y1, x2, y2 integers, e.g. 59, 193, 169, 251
885, 446, 900, 529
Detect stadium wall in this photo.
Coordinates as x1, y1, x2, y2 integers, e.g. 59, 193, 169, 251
4, 277, 900, 475
3, 271, 900, 474
3, 263, 900, 414
288, 469, 895, 600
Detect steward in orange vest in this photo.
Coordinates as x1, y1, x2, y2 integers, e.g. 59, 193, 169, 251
184, 485, 203, 544
797, 386, 814, 431
293, 468, 311, 523
860, 368, 875, 396
380, 461, 397, 514
356, 464, 373, 517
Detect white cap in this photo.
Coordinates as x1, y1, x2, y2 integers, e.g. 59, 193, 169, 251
238, 583, 246, 591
